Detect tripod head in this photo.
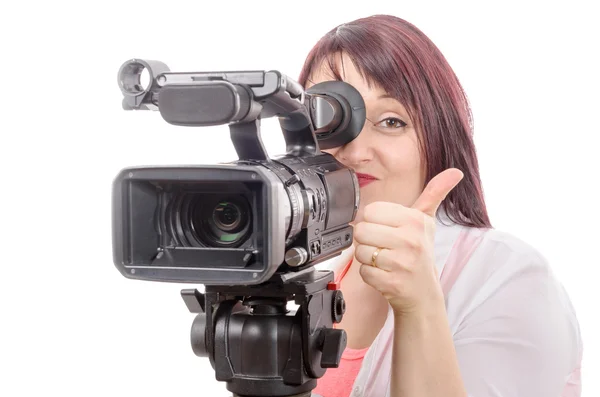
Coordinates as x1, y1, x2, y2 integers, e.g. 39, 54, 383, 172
182, 268, 346, 397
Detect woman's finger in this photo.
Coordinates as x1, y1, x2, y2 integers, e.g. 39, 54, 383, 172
353, 222, 419, 249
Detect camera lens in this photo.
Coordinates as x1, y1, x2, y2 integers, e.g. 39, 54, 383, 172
191, 195, 251, 247
212, 202, 242, 231
166, 193, 252, 248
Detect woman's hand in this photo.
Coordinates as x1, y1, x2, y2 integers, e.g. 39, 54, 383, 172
353, 168, 464, 316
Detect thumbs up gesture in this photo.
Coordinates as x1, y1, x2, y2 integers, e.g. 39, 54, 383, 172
353, 168, 464, 316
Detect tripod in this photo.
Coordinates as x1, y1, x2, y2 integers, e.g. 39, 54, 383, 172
181, 267, 347, 397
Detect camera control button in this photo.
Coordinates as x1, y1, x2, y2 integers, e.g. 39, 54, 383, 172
284, 247, 308, 267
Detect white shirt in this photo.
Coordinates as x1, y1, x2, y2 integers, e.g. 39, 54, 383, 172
316, 210, 583, 397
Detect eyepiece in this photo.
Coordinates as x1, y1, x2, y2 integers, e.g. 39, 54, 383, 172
307, 81, 366, 149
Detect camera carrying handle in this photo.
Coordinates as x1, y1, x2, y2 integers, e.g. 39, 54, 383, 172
117, 59, 366, 162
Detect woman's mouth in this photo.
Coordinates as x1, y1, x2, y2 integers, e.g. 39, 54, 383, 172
355, 172, 377, 187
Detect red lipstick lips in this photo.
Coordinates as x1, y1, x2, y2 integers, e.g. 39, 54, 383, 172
355, 172, 377, 187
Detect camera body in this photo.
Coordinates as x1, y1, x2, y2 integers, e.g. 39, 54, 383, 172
113, 59, 365, 286
112, 154, 358, 285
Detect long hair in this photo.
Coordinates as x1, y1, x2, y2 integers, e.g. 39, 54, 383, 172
297, 14, 492, 229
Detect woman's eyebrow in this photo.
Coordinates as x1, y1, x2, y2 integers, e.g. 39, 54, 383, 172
371, 96, 408, 113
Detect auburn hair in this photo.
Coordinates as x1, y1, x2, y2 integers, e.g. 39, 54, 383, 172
297, 14, 492, 228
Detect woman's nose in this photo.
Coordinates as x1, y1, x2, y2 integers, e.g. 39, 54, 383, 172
334, 127, 374, 166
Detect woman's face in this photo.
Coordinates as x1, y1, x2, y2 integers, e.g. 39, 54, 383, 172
307, 53, 426, 223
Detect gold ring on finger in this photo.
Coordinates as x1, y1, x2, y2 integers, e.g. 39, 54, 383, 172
371, 247, 383, 268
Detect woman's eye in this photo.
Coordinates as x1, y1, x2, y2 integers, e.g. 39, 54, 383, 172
376, 117, 407, 129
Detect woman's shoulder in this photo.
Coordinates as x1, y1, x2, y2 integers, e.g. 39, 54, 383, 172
447, 225, 583, 383
448, 224, 581, 336
458, 224, 551, 276
434, 216, 552, 290
479, 226, 545, 257
439, 219, 580, 315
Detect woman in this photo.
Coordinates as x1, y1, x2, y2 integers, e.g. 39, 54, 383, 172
298, 15, 583, 397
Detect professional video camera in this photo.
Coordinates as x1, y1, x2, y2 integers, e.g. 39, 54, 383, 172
113, 59, 366, 397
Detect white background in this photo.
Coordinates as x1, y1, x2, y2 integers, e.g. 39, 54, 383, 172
1, 0, 598, 396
